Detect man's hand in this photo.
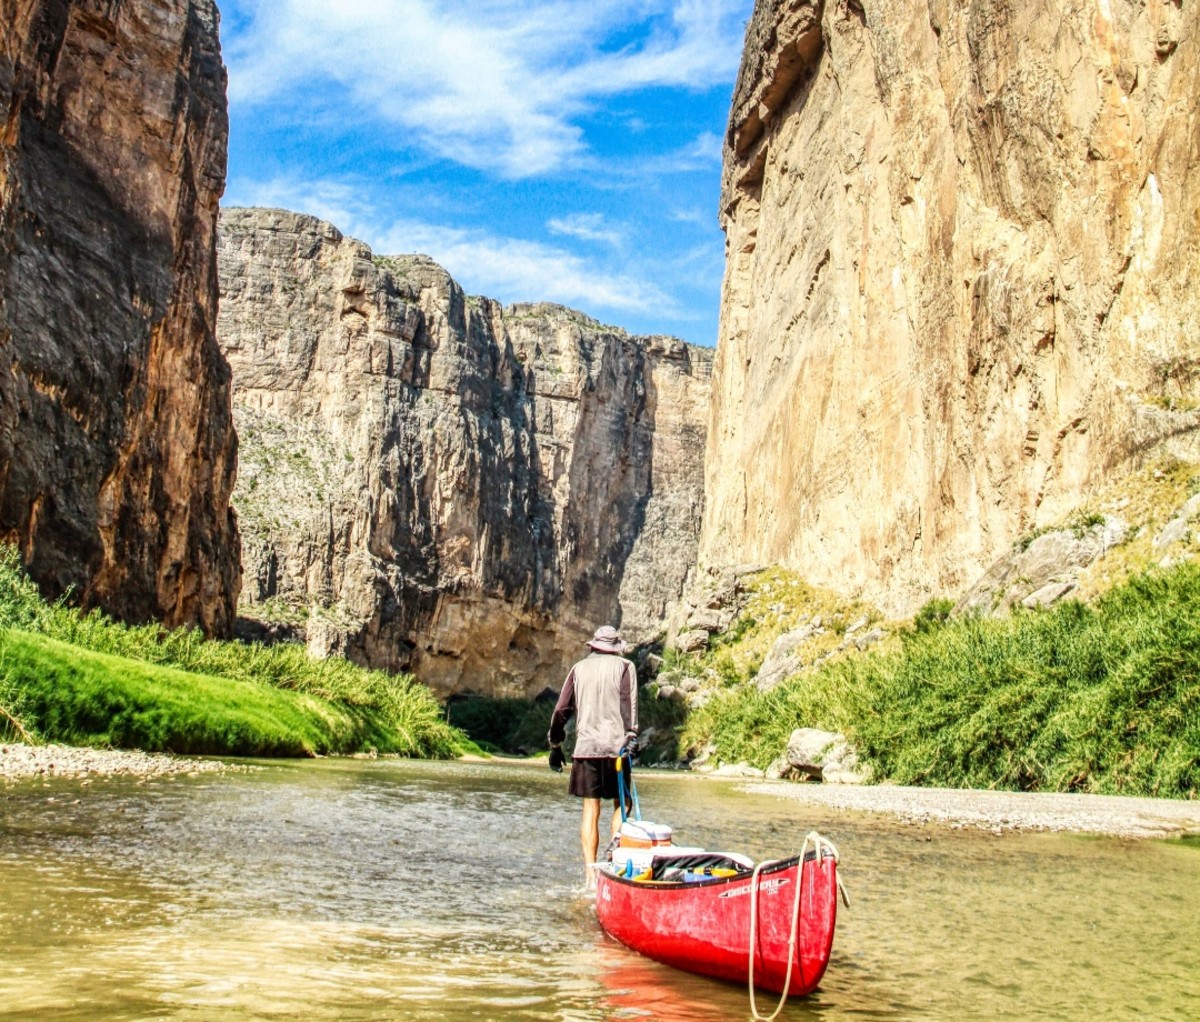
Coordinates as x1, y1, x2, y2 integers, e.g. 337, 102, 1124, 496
548, 745, 566, 772
623, 731, 640, 757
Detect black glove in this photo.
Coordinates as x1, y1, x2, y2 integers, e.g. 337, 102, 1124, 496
623, 732, 639, 757
548, 745, 566, 772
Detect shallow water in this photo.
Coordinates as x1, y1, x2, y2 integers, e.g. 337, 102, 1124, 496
1, 759, 1198, 1020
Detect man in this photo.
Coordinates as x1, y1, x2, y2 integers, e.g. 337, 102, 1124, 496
548, 624, 639, 886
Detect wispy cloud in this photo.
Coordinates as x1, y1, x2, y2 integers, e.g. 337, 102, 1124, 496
225, 176, 372, 234
686, 130, 724, 163
222, 0, 748, 178
546, 213, 625, 248
225, 174, 676, 317
374, 220, 677, 316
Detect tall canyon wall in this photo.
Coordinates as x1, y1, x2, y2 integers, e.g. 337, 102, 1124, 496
705, 0, 1200, 614
0, 0, 239, 632
218, 208, 711, 696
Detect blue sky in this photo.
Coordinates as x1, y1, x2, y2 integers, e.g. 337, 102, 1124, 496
219, 0, 756, 347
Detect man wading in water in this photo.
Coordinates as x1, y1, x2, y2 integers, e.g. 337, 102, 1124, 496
548, 625, 639, 887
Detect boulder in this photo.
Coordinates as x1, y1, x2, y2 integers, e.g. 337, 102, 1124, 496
1154, 493, 1200, 549
676, 629, 710, 653
785, 728, 867, 784
852, 627, 886, 651
687, 608, 732, 633
765, 757, 794, 781
755, 623, 821, 691
1022, 581, 1077, 609
956, 517, 1128, 615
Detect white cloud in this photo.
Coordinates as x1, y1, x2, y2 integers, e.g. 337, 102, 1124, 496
222, 0, 749, 178
224, 173, 677, 317
686, 130, 724, 163
224, 176, 373, 234
546, 213, 625, 248
373, 220, 676, 316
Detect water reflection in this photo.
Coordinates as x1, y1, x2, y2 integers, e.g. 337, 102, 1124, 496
1, 759, 1198, 1020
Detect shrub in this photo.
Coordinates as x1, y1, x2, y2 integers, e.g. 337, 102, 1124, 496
0, 547, 461, 757
682, 563, 1200, 798
911, 597, 955, 635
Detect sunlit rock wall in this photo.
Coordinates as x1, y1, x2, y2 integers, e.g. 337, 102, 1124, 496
218, 208, 711, 696
703, 0, 1200, 614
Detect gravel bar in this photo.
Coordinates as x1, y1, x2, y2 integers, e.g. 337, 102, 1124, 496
1, 743, 232, 783
737, 780, 1200, 839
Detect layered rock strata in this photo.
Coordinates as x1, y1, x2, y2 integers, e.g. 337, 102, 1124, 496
218, 208, 711, 696
0, 0, 238, 632
705, 0, 1200, 614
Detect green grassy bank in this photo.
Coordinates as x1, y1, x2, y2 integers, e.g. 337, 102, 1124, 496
680, 564, 1200, 798
0, 549, 461, 757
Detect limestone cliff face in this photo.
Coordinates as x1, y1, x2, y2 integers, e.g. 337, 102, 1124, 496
0, 0, 239, 632
218, 208, 711, 696
705, 0, 1200, 614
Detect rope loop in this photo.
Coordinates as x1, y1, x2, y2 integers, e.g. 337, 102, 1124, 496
747, 832, 842, 1022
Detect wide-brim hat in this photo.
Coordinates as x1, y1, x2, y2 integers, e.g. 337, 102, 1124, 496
587, 625, 625, 653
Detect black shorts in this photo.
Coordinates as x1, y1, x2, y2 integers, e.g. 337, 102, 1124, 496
568, 756, 623, 801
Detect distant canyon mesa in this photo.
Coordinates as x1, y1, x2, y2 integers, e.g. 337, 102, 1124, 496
1, 0, 1198, 692
218, 208, 711, 695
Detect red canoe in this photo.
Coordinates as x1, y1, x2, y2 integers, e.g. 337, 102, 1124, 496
594, 835, 840, 998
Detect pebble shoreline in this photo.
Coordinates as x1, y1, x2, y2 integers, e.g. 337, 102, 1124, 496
0, 743, 232, 783
736, 778, 1200, 839
5, 744, 1198, 839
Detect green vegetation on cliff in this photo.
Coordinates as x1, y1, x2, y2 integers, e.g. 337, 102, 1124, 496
680, 564, 1200, 798
0, 548, 461, 757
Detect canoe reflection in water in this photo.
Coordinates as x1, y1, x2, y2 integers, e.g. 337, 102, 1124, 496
594, 943, 753, 1022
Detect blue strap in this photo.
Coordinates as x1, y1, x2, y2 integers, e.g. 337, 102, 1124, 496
616, 750, 641, 823
616, 754, 628, 823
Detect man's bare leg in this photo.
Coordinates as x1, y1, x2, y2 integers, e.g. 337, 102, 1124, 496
581, 798, 602, 887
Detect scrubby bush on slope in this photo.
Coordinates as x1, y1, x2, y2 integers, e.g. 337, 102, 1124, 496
682, 564, 1200, 798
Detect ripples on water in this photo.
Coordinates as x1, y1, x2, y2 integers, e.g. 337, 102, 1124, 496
1, 759, 1198, 1020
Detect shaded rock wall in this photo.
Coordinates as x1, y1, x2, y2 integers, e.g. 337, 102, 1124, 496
0, 0, 238, 632
218, 208, 711, 696
704, 0, 1200, 614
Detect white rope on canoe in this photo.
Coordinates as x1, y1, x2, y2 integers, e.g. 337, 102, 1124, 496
747, 831, 844, 1022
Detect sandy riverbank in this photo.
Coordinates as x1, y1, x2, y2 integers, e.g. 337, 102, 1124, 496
0, 743, 233, 783
737, 778, 1200, 839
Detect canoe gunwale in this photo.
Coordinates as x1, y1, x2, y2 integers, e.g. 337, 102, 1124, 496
597, 846, 822, 892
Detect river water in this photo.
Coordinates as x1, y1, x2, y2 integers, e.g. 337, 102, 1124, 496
1, 758, 1198, 1020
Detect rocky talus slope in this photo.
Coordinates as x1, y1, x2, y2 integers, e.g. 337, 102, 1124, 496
704, 0, 1200, 615
0, 0, 239, 632
217, 208, 711, 696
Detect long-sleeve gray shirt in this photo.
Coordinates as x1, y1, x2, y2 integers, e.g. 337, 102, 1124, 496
548, 651, 637, 759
